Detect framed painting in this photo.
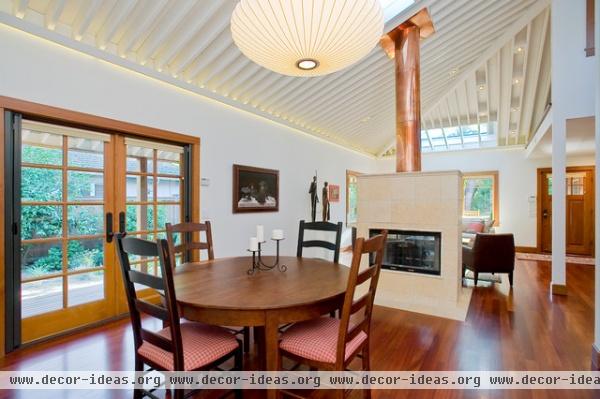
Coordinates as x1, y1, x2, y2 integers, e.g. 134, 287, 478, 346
233, 164, 279, 213
328, 184, 340, 202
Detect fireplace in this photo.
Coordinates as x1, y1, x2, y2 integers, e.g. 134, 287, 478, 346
370, 229, 441, 275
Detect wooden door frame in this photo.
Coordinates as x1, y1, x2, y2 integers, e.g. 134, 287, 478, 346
0, 96, 201, 356
536, 166, 595, 255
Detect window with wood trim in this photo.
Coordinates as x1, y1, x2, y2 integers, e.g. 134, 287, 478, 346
462, 171, 499, 226
346, 170, 361, 225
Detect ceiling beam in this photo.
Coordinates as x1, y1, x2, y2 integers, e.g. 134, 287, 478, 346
136, 0, 196, 65
153, 0, 223, 72
170, 3, 234, 76
95, 0, 137, 50
44, 0, 65, 30
514, 24, 531, 145
72, 0, 102, 41
520, 8, 550, 144
117, 0, 167, 57
13, 0, 28, 19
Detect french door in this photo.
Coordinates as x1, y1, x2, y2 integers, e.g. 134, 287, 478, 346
5, 114, 190, 350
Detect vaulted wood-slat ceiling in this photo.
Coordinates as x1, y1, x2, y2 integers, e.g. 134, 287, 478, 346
0, 0, 551, 156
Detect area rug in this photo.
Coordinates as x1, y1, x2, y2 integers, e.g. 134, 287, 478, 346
516, 252, 595, 265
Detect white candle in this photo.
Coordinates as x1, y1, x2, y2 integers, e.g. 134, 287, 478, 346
272, 229, 284, 240
256, 225, 264, 242
249, 237, 258, 251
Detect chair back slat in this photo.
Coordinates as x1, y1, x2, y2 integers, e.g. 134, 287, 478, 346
297, 220, 343, 263
128, 269, 164, 291
135, 299, 169, 321
356, 266, 377, 285
301, 240, 338, 251
346, 319, 369, 342
350, 293, 370, 315
174, 242, 210, 252
116, 234, 185, 371
335, 231, 387, 367
166, 221, 214, 263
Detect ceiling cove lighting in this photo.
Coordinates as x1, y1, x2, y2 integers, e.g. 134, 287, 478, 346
230, 0, 384, 77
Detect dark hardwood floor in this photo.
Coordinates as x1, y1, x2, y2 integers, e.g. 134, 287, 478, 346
0, 259, 597, 399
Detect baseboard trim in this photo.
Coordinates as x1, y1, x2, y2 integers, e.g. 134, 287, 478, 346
515, 246, 540, 254
551, 283, 568, 296
592, 344, 600, 370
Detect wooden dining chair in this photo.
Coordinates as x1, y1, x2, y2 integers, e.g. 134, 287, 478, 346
297, 220, 344, 263
279, 230, 388, 399
165, 221, 250, 353
116, 235, 242, 399
165, 221, 214, 262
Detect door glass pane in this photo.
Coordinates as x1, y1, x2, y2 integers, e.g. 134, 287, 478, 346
21, 241, 63, 279
68, 171, 103, 202
67, 239, 104, 271
157, 177, 180, 202
157, 204, 181, 228
68, 137, 104, 169
21, 277, 63, 317
22, 167, 62, 202
126, 175, 154, 202
21, 205, 63, 239
157, 160, 180, 175
67, 205, 104, 236
68, 271, 104, 306
126, 205, 153, 232
21, 130, 62, 166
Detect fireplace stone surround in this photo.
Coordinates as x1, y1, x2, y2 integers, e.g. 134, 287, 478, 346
356, 170, 472, 321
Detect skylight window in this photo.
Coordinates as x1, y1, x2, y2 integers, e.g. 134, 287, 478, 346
421, 122, 497, 152
380, 0, 415, 22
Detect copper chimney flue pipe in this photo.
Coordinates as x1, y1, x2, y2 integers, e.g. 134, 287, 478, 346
380, 8, 434, 173
395, 25, 421, 172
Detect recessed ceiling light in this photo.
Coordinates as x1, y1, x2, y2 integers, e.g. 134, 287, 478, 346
478, 85, 485, 90
516, 47, 524, 53
449, 68, 458, 75
513, 78, 520, 84
511, 130, 517, 136
360, 116, 372, 123
296, 59, 319, 71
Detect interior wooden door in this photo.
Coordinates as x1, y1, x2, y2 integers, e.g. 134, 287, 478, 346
538, 167, 595, 256
540, 170, 552, 253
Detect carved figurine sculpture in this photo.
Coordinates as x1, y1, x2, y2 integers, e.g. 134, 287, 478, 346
309, 174, 319, 222
322, 181, 330, 222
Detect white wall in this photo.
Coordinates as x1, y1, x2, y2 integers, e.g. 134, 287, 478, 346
552, 0, 596, 121
0, 25, 376, 258
375, 148, 595, 248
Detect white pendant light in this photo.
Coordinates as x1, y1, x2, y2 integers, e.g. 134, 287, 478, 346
231, 0, 384, 77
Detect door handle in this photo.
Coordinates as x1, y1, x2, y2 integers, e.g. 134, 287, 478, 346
106, 212, 114, 243
118, 211, 127, 237
542, 209, 549, 218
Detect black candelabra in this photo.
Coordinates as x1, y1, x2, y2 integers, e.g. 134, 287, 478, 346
247, 238, 287, 275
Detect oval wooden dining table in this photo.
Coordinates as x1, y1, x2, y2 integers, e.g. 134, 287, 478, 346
173, 256, 348, 398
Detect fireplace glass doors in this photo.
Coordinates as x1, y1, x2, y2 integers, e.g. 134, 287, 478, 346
369, 229, 441, 275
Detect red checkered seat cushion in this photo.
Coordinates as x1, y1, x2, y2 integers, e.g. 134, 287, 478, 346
279, 317, 367, 363
138, 322, 238, 371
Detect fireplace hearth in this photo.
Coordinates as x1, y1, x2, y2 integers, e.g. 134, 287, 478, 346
370, 229, 441, 275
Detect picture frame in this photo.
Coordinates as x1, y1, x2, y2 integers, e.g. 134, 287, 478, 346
328, 184, 340, 202
233, 164, 279, 213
